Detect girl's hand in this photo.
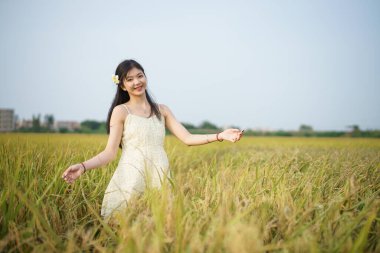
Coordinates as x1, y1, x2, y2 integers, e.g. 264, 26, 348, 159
220, 129, 244, 143
62, 164, 84, 184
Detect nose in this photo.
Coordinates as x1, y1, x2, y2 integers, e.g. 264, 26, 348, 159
133, 78, 140, 86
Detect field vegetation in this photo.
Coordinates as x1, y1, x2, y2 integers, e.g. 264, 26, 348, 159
0, 133, 379, 252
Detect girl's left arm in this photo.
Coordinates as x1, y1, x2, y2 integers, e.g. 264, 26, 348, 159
160, 104, 243, 146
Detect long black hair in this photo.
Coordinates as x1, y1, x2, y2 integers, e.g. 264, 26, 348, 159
106, 59, 161, 144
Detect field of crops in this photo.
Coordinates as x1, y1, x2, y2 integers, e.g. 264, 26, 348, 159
0, 133, 379, 252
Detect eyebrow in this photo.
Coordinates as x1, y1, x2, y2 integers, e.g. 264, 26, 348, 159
126, 72, 144, 78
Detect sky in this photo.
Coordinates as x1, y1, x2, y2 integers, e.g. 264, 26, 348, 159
0, 0, 379, 131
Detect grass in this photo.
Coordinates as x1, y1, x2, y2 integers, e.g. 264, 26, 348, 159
0, 133, 379, 252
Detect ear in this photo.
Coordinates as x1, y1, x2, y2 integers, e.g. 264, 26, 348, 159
120, 84, 127, 91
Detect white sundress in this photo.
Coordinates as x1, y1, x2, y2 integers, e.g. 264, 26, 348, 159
100, 104, 170, 218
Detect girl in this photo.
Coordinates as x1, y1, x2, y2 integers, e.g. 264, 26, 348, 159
62, 59, 244, 219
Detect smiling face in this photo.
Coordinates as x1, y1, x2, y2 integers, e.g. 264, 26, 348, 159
120, 67, 147, 96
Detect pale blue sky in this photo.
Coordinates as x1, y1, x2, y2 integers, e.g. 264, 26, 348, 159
1, 0, 379, 131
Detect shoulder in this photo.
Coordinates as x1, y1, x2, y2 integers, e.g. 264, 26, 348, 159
112, 104, 129, 122
158, 103, 171, 117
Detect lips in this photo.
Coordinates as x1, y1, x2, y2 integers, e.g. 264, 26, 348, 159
134, 86, 143, 90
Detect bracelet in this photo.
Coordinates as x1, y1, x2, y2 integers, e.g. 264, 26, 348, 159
216, 132, 223, 142
80, 162, 87, 173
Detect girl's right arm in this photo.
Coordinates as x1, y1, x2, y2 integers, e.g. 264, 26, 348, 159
62, 105, 126, 184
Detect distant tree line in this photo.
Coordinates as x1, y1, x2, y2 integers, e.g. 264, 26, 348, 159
16, 114, 107, 134
14, 115, 380, 138
244, 124, 380, 138
17, 114, 57, 133
181, 122, 380, 138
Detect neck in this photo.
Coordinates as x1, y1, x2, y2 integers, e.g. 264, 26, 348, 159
128, 93, 149, 106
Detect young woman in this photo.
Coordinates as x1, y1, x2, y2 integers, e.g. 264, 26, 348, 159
62, 59, 244, 219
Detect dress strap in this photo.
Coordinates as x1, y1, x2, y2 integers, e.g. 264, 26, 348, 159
121, 104, 131, 114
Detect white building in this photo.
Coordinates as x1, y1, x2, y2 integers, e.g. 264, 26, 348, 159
0, 109, 16, 132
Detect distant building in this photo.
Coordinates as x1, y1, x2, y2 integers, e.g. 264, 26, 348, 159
17, 119, 33, 129
54, 121, 81, 131
0, 109, 16, 132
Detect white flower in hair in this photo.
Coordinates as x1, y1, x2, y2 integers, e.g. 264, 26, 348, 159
112, 74, 120, 84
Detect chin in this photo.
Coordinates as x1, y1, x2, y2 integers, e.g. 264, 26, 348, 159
134, 90, 146, 96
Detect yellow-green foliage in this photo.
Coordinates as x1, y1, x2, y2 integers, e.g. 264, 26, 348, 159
0, 134, 379, 252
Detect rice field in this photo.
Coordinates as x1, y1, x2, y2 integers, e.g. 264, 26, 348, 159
0, 133, 379, 252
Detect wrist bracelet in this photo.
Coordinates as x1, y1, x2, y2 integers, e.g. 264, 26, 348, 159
216, 132, 223, 142
81, 162, 87, 173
